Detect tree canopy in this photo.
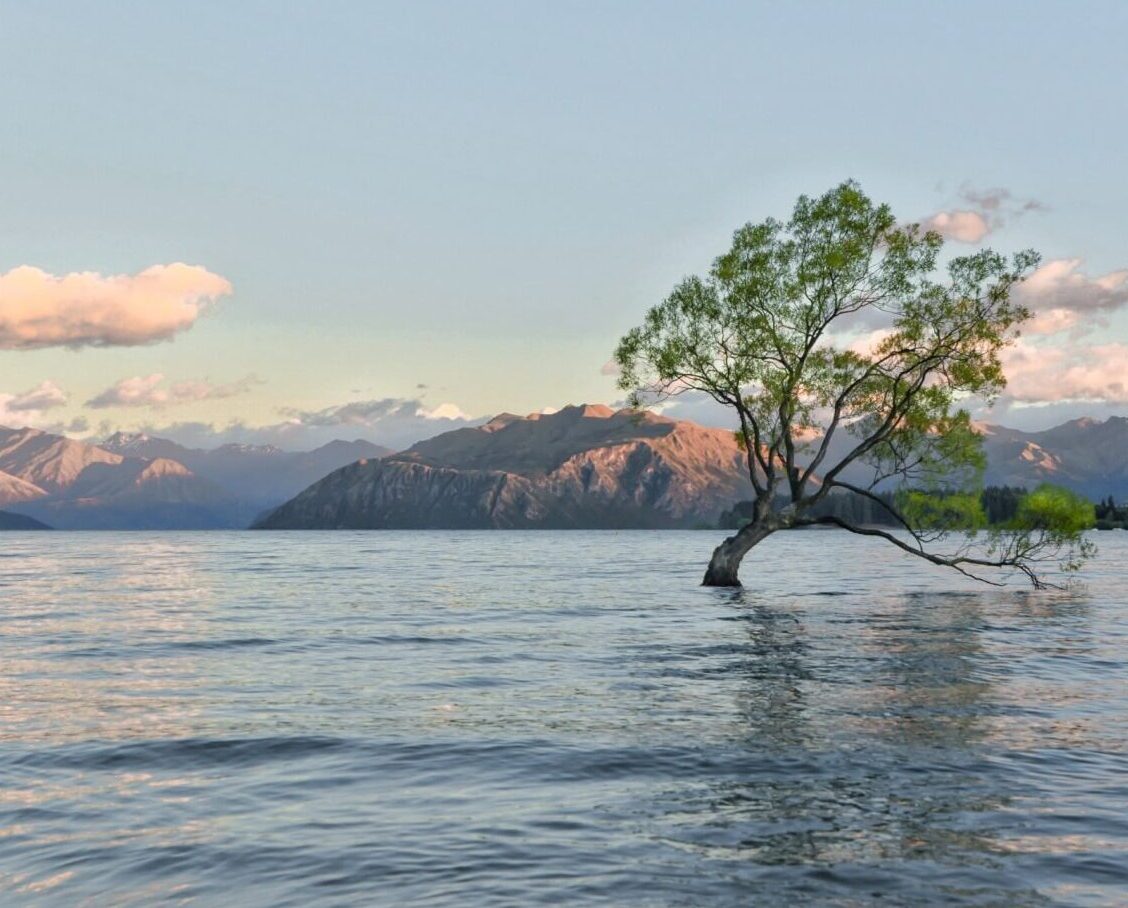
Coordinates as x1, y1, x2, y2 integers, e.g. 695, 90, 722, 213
615, 181, 1095, 588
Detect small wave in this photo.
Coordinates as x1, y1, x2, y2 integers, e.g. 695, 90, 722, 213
6, 735, 349, 772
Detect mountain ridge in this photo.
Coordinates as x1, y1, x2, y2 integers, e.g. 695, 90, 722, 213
255, 404, 757, 529
97, 432, 392, 512
2, 409, 1125, 530
256, 407, 1128, 530
0, 425, 395, 528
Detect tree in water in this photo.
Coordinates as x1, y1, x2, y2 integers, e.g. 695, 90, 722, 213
615, 181, 1095, 588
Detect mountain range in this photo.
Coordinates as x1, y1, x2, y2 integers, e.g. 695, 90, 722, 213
978, 417, 1128, 499
256, 408, 1128, 530
0, 426, 390, 529
99, 433, 392, 515
1, 410, 1125, 530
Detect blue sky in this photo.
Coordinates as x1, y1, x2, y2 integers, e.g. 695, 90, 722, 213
1, 1, 1126, 448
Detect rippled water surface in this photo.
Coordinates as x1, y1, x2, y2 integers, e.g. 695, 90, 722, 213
2, 530, 1127, 906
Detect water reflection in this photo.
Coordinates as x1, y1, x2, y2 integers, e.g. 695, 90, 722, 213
0, 536, 217, 748
726, 599, 814, 749
644, 579, 1128, 904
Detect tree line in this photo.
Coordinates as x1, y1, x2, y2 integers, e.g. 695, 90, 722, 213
1095, 496, 1128, 530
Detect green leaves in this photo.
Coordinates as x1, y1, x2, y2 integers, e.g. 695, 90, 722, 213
987, 484, 1099, 579
1014, 484, 1097, 536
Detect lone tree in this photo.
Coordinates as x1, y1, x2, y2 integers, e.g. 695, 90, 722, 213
615, 181, 1094, 588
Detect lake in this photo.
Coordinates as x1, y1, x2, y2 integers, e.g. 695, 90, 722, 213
1, 530, 1126, 906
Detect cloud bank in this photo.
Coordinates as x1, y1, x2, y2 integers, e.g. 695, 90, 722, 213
0, 263, 231, 349
1000, 340, 1128, 405
276, 398, 463, 427
85, 373, 262, 409
133, 397, 485, 452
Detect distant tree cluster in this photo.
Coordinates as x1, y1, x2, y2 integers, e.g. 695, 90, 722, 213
1095, 496, 1128, 530
980, 486, 1027, 525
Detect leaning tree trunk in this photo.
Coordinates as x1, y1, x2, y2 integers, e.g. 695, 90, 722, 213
702, 522, 775, 587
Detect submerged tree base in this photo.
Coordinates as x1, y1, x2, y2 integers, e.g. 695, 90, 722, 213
702, 565, 742, 587
702, 524, 773, 586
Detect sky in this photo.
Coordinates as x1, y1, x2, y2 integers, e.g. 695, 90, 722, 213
1, 1, 1127, 450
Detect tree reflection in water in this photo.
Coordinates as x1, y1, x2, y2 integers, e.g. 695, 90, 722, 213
644, 587, 1106, 903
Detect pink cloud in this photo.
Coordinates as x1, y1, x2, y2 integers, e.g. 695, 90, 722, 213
0, 263, 231, 350
86, 373, 261, 409
918, 186, 1045, 244
921, 210, 990, 244
5, 379, 68, 412
1022, 307, 1082, 336
1001, 339, 1128, 404
1014, 258, 1128, 316
0, 379, 70, 428
845, 327, 895, 357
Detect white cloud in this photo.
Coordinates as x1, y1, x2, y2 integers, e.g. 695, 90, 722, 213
86, 373, 261, 409
421, 402, 471, 420
0, 263, 231, 350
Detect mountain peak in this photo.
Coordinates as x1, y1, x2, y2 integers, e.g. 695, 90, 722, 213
560, 403, 616, 419
136, 457, 194, 480
482, 413, 522, 432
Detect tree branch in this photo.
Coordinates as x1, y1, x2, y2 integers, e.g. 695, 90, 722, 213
794, 515, 1057, 589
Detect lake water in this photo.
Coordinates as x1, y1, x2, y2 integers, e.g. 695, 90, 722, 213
1, 530, 1126, 906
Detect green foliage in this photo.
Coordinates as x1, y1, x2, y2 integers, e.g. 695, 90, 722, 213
981, 484, 1098, 578
1013, 484, 1096, 535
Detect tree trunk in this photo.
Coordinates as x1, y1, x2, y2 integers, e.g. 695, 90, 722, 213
702, 522, 775, 587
